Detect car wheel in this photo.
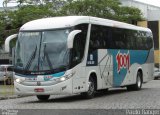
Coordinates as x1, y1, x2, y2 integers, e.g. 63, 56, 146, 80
36, 95, 50, 101
5, 78, 11, 85
154, 77, 158, 80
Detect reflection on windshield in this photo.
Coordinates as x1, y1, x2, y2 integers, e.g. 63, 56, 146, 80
25, 46, 37, 71
15, 32, 41, 71
15, 29, 70, 74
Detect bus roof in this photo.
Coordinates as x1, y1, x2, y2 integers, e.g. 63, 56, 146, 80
20, 16, 151, 32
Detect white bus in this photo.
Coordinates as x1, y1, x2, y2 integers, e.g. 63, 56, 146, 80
13, 16, 154, 101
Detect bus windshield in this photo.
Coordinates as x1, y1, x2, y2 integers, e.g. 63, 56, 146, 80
15, 29, 70, 74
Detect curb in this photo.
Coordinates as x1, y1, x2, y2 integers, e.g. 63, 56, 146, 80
0, 95, 27, 100
0, 95, 18, 100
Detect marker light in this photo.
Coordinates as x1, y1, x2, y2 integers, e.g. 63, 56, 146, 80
15, 78, 25, 83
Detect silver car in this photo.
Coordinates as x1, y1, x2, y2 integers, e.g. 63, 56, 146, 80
0, 65, 14, 85
154, 67, 160, 80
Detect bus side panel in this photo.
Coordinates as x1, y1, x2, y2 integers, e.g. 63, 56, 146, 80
141, 64, 151, 82
107, 49, 149, 87
72, 64, 86, 94
86, 50, 103, 90
144, 48, 154, 81
98, 49, 113, 89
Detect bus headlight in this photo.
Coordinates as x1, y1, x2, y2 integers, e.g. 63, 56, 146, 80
63, 70, 75, 80
56, 70, 75, 82
60, 77, 66, 81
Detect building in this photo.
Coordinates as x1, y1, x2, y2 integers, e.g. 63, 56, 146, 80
120, 0, 160, 66
120, 0, 160, 21
0, 6, 17, 11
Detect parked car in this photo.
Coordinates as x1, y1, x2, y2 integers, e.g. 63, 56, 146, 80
154, 67, 160, 80
0, 65, 14, 85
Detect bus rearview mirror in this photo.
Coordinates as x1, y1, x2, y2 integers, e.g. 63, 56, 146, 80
67, 30, 82, 49
5, 34, 18, 52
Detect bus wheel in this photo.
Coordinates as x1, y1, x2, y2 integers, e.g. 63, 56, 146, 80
36, 95, 50, 101
81, 77, 96, 99
127, 71, 142, 91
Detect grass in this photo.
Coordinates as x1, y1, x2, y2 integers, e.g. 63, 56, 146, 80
0, 84, 15, 97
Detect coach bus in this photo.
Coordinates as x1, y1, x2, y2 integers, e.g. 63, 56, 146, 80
13, 16, 154, 101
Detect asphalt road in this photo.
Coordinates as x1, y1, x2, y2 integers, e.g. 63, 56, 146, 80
0, 80, 160, 115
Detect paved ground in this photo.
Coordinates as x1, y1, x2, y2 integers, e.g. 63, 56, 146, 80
0, 84, 15, 99
0, 80, 160, 115
0, 80, 160, 110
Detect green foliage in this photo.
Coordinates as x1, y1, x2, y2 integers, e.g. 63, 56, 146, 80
9, 4, 56, 28
61, 0, 119, 17
60, 0, 143, 22
0, 0, 144, 48
0, 3, 56, 47
116, 6, 144, 22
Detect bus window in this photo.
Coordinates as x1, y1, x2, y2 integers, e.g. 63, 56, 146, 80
89, 25, 108, 51
112, 28, 127, 49
71, 24, 88, 67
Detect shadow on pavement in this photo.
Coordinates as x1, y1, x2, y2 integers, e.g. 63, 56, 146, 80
25, 88, 150, 103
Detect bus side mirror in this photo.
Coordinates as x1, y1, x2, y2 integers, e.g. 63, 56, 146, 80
5, 34, 18, 53
67, 30, 82, 49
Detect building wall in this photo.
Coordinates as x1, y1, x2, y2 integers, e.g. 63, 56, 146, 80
148, 21, 159, 50
138, 21, 160, 64
148, 21, 159, 64
148, 10, 160, 21
120, 0, 160, 21
0, 6, 18, 11
121, 0, 160, 65
137, 21, 147, 27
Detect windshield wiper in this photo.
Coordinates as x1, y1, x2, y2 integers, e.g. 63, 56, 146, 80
43, 44, 54, 71
25, 46, 37, 71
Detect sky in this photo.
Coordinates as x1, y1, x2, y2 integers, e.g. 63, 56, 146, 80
0, 0, 160, 7
135, 0, 160, 6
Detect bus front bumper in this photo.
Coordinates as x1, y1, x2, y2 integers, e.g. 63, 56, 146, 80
14, 78, 73, 95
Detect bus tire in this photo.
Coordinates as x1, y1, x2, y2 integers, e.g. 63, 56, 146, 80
81, 77, 96, 99
127, 71, 142, 91
36, 95, 50, 101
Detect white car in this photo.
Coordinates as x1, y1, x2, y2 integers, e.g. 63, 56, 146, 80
0, 65, 14, 85
154, 67, 160, 80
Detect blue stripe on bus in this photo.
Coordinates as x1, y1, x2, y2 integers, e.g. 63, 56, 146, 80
15, 71, 65, 78
108, 49, 149, 86
52, 71, 65, 77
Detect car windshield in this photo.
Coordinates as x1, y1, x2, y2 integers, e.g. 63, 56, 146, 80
0, 67, 5, 71
15, 29, 70, 74
0, 65, 13, 71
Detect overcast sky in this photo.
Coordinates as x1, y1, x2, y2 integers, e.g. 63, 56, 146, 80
0, 0, 160, 7
135, 0, 160, 6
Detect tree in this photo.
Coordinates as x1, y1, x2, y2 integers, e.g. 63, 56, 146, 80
0, 11, 10, 47
60, 0, 143, 23
0, 3, 57, 47
8, 4, 56, 29
0, 0, 144, 48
